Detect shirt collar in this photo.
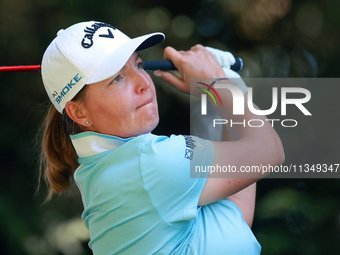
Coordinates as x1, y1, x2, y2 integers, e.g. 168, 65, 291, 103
70, 131, 134, 158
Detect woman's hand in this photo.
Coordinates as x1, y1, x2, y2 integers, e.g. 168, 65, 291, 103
154, 44, 226, 94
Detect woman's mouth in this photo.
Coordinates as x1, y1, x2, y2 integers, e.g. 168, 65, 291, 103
137, 97, 153, 109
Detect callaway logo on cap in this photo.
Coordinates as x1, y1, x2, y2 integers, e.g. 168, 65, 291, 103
41, 21, 165, 113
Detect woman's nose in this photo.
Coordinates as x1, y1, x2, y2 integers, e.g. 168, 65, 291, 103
132, 70, 151, 93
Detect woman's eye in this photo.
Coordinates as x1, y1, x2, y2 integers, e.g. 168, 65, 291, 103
110, 75, 121, 84
136, 62, 144, 69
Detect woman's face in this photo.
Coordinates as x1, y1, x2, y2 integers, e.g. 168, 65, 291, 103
82, 52, 159, 138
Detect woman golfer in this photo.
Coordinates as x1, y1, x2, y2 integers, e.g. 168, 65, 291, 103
39, 21, 284, 254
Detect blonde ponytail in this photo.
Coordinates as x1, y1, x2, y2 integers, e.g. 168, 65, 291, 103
39, 88, 86, 200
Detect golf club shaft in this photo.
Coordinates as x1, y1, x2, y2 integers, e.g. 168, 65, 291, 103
0, 58, 244, 73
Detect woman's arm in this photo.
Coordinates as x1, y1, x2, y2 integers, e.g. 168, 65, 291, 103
227, 183, 256, 227
220, 123, 257, 228
155, 44, 284, 210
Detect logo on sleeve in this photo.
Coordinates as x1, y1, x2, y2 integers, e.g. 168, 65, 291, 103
184, 136, 196, 160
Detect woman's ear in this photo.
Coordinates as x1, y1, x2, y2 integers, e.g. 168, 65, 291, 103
65, 100, 88, 128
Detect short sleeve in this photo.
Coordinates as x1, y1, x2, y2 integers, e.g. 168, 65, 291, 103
140, 134, 214, 225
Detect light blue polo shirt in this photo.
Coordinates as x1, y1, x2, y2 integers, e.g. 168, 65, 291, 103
71, 131, 261, 254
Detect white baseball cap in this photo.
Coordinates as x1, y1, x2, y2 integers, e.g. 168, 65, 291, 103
41, 21, 165, 113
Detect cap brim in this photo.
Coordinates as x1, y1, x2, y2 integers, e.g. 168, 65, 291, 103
87, 32, 164, 84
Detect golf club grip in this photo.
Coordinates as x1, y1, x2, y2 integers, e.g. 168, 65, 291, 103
143, 57, 244, 72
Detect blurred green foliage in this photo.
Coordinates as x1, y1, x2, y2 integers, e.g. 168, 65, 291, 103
0, 0, 339, 254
